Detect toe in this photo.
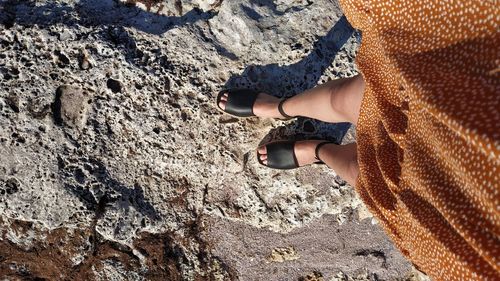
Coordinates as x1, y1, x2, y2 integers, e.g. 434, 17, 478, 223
259, 154, 267, 161
257, 146, 267, 155
221, 94, 228, 101
218, 100, 226, 110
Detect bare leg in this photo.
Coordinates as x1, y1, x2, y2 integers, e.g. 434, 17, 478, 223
252, 77, 363, 185
282, 75, 365, 125
219, 75, 364, 185
316, 142, 359, 186
218, 75, 365, 125
257, 141, 359, 187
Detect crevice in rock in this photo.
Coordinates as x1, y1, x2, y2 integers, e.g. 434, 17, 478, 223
52, 87, 64, 126
106, 78, 123, 93
355, 249, 388, 269
5, 94, 19, 113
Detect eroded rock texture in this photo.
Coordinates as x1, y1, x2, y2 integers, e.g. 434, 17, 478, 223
0, 0, 426, 280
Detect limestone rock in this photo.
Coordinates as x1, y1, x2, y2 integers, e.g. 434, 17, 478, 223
106, 78, 123, 93
121, 0, 222, 16
268, 246, 300, 262
0, 0, 420, 279
53, 85, 91, 129
299, 272, 324, 281
79, 49, 92, 70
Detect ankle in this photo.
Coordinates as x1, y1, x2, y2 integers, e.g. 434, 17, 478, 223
315, 142, 335, 162
295, 140, 322, 154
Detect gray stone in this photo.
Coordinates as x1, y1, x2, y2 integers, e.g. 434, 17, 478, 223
204, 214, 414, 280
79, 49, 92, 70
53, 85, 91, 129
58, 28, 75, 41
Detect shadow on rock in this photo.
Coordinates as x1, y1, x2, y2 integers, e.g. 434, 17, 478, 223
57, 156, 160, 221
224, 15, 359, 143
1, 0, 241, 65
1, 0, 216, 35
258, 121, 352, 146
240, 0, 312, 19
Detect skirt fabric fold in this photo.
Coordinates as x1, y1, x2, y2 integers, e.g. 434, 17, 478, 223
338, 0, 500, 279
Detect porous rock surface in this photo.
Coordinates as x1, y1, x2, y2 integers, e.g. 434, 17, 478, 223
0, 0, 423, 280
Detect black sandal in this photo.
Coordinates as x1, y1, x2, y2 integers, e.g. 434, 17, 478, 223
217, 89, 294, 119
257, 140, 334, 170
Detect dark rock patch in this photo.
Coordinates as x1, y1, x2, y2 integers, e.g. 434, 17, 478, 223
5, 94, 19, 113
3, 178, 20, 195
303, 120, 315, 133
54, 51, 71, 68
52, 85, 91, 129
106, 78, 122, 93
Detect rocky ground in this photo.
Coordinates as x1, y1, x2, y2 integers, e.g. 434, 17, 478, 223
0, 0, 428, 280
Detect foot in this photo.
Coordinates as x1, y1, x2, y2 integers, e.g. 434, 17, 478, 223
257, 140, 326, 167
218, 92, 287, 119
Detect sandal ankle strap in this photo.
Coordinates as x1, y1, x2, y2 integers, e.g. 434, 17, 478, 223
278, 99, 294, 119
315, 141, 334, 163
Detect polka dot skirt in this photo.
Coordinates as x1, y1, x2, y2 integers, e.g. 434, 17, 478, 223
339, 0, 500, 279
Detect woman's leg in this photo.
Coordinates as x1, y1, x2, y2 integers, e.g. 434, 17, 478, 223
280, 75, 365, 125
221, 75, 364, 185
316, 142, 359, 186
219, 74, 365, 125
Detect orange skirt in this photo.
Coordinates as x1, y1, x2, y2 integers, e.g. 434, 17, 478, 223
339, 0, 500, 279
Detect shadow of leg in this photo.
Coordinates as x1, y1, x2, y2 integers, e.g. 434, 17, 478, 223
223, 15, 360, 145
